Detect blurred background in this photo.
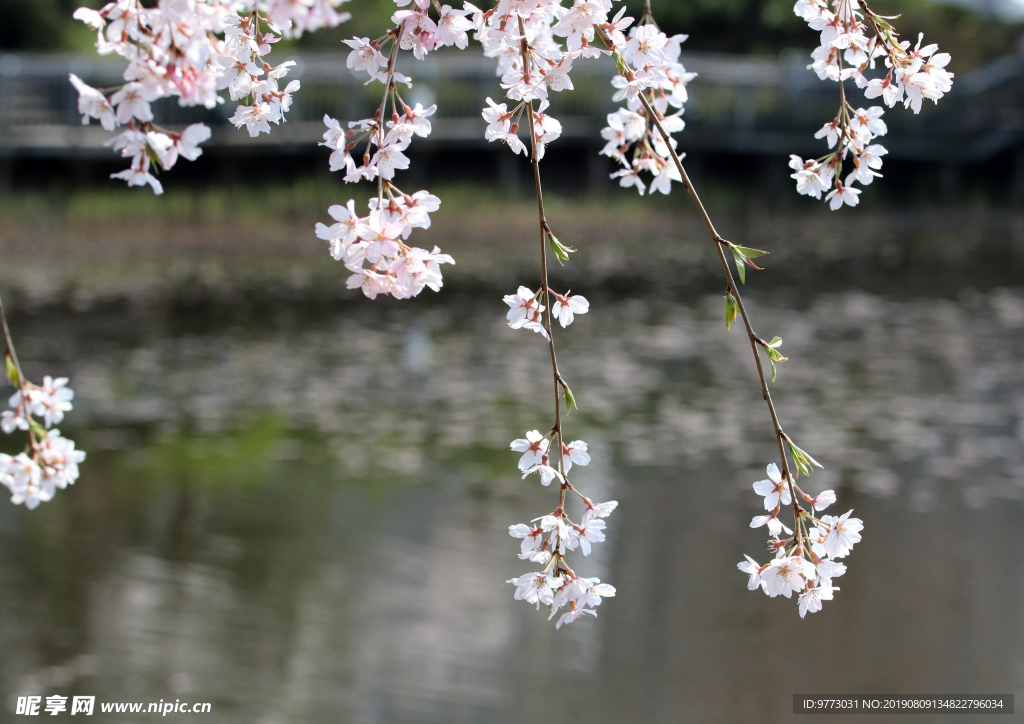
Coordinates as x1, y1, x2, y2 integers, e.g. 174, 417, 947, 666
2, 1, 1024, 723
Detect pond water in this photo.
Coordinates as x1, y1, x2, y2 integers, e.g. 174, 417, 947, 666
2, 277, 1024, 723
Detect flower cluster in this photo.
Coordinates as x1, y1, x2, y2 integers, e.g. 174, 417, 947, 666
507, 430, 617, 628
789, 104, 888, 209
738, 463, 862, 618
1, 365, 85, 510
503, 286, 589, 339
63, 0, 895, 620
314, 0, 472, 299
474, 0, 581, 159
315, 194, 454, 299
70, 0, 350, 193
599, 14, 696, 195
793, 0, 953, 207
472, 0, 617, 629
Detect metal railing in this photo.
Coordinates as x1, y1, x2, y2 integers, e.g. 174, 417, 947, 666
0, 49, 1021, 161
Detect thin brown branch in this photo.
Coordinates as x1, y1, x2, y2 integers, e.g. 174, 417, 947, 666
594, 24, 805, 549
376, 22, 405, 204
518, 16, 569, 513
0, 293, 25, 385
0, 292, 37, 447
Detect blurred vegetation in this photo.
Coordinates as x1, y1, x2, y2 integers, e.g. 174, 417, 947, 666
0, 0, 1018, 71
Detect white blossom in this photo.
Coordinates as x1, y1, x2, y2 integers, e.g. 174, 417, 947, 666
798, 584, 838, 618
820, 510, 864, 558
752, 463, 792, 510
551, 293, 589, 328
576, 518, 606, 555
522, 462, 564, 486
737, 554, 766, 592
511, 430, 550, 472
582, 499, 617, 525
762, 556, 815, 598
560, 439, 590, 472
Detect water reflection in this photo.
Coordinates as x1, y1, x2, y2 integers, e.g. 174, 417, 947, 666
2, 284, 1024, 723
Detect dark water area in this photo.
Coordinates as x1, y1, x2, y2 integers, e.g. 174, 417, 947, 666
2, 267, 1024, 723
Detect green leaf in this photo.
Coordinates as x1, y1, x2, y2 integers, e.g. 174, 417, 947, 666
563, 385, 577, 414
549, 234, 568, 261
146, 144, 164, 172
786, 439, 823, 478
732, 249, 746, 284
734, 245, 768, 259
29, 418, 47, 440
725, 293, 738, 331
547, 232, 575, 265
4, 353, 18, 389
759, 337, 786, 381
613, 50, 628, 75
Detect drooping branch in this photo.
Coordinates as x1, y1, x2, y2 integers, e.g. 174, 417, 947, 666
595, 23, 805, 549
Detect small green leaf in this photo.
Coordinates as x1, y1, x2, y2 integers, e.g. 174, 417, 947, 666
786, 439, 823, 478
725, 293, 738, 330
734, 245, 769, 259
146, 144, 164, 172
563, 385, 577, 414
732, 248, 746, 284
29, 418, 47, 439
547, 232, 575, 265
4, 353, 18, 388
759, 338, 787, 380
549, 235, 568, 261
613, 51, 628, 75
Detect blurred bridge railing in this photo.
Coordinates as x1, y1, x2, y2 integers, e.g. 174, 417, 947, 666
0, 49, 1022, 162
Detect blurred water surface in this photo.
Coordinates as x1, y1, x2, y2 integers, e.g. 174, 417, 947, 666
2, 278, 1024, 724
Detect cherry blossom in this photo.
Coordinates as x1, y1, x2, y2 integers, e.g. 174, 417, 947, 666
597, 16, 697, 196
793, 0, 954, 207
575, 518, 606, 555
229, 100, 280, 137
509, 523, 545, 554
0, 322, 86, 511
435, 5, 473, 48
503, 287, 549, 339
815, 559, 847, 586
807, 489, 837, 511
511, 430, 550, 471
741, 457, 861, 616
750, 511, 792, 537
762, 556, 816, 598
507, 571, 561, 609
752, 463, 792, 510
522, 460, 564, 486
798, 584, 839, 618
554, 606, 597, 629
69, 74, 116, 131
551, 293, 589, 328
61, 0, 894, 626
560, 439, 590, 472
582, 499, 617, 525
71, 0, 350, 192
580, 578, 616, 608
819, 510, 864, 559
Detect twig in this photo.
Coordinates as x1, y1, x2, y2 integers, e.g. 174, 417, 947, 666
519, 16, 569, 512
595, 24, 805, 549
